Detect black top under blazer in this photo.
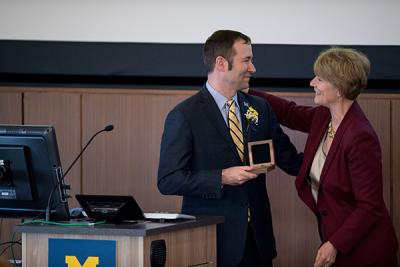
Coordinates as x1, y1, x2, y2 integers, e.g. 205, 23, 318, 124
158, 87, 302, 267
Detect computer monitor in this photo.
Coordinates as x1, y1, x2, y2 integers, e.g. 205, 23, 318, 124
0, 124, 70, 220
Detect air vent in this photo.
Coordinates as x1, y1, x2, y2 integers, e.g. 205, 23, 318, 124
150, 239, 166, 267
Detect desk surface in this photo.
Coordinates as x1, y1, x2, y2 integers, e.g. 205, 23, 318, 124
14, 216, 224, 237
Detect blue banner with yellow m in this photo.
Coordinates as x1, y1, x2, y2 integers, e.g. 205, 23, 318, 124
48, 238, 116, 267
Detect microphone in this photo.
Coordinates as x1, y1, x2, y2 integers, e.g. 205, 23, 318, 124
104, 125, 114, 132
63, 124, 114, 178
45, 124, 114, 221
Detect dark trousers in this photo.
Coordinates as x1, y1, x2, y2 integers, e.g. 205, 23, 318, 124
237, 224, 273, 267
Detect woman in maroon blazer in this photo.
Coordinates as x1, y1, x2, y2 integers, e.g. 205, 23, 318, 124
249, 47, 398, 267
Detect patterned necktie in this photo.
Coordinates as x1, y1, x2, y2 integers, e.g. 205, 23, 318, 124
228, 100, 251, 221
227, 100, 244, 162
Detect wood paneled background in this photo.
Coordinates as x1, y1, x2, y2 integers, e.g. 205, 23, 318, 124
0, 86, 398, 266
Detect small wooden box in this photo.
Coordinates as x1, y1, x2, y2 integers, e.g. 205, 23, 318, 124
248, 140, 275, 174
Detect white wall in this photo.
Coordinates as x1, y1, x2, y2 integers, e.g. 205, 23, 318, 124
1, 0, 399, 45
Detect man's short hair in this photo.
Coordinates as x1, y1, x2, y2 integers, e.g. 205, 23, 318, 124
203, 30, 251, 73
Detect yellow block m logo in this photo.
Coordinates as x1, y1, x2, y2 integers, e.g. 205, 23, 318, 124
65, 256, 99, 267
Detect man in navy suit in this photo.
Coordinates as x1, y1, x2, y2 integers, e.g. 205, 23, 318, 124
158, 30, 302, 267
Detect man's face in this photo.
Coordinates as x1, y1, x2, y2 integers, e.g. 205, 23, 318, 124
224, 40, 256, 91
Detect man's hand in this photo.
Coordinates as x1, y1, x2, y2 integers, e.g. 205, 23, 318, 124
221, 166, 257, 186
313, 241, 337, 267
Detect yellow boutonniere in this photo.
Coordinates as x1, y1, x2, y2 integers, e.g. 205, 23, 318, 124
243, 102, 258, 130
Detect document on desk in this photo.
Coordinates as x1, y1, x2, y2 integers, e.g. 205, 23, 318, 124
143, 212, 196, 220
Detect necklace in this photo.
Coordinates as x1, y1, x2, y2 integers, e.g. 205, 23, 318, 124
327, 120, 335, 138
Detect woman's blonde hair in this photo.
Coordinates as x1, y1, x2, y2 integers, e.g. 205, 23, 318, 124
314, 47, 370, 100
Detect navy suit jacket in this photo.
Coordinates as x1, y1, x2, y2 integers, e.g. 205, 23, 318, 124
158, 87, 302, 267
250, 89, 398, 266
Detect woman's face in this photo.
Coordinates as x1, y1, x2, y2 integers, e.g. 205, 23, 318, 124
310, 76, 340, 107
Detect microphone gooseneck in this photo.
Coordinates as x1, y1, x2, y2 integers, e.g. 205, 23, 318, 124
63, 125, 114, 178
45, 124, 114, 221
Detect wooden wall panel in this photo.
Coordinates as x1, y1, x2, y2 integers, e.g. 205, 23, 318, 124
24, 92, 82, 207
81, 92, 192, 212
392, 100, 400, 262
0, 91, 22, 260
0, 92, 21, 123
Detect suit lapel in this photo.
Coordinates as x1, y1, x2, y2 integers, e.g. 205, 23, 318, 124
199, 88, 241, 161
238, 92, 250, 146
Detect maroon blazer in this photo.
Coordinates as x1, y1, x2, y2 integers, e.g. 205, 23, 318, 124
250, 89, 398, 266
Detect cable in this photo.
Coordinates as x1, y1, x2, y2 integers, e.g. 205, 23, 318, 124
0, 245, 12, 257
0, 241, 21, 257
10, 232, 16, 267
0, 241, 21, 247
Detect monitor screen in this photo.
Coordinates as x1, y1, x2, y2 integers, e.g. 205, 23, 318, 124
0, 124, 70, 220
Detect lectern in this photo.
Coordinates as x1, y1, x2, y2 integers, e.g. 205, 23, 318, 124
15, 216, 223, 267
